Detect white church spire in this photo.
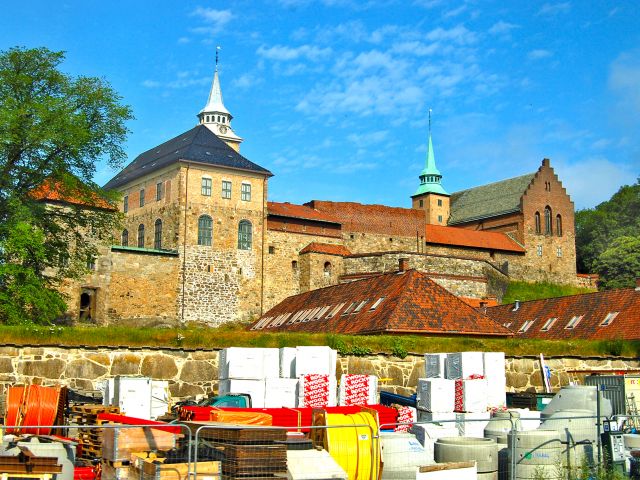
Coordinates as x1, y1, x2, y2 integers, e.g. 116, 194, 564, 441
198, 46, 243, 151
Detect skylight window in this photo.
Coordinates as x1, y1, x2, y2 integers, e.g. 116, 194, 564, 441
341, 302, 357, 316
326, 303, 345, 319
565, 315, 584, 330
370, 297, 385, 310
541, 318, 557, 332
503, 322, 512, 329
314, 306, 331, 320
352, 300, 369, 314
251, 317, 272, 330
518, 320, 535, 333
287, 311, 306, 324
304, 307, 323, 322
600, 312, 619, 327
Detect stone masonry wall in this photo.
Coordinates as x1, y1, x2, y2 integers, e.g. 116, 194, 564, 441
2, 346, 635, 405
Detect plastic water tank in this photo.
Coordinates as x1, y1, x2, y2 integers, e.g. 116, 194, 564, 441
541, 385, 612, 419
540, 409, 598, 468
435, 437, 498, 475
485, 411, 522, 443
508, 429, 562, 480
380, 432, 432, 479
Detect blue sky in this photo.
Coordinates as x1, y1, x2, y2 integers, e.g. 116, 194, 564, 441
2, 1, 638, 209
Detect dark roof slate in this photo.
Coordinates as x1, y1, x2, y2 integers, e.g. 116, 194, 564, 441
104, 125, 272, 190
449, 173, 535, 225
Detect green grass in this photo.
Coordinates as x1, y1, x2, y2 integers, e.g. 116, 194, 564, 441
3, 323, 638, 357
502, 280, 594, 304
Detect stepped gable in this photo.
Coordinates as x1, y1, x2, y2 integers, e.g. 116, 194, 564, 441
299, 242, 352, 256
449, 173, 535, 225
305, 200, 426, 237
486, 285, 640, 340
251, 269, 512, 336
425, 224, 525, 253
104, 125, 271, 190
268, 202, 340, 224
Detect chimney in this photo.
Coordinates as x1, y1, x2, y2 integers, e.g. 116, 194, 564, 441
479, 301, 488, 314
399, 258, 409, 272
513, 300, 520, 312
636, 278, 640, 291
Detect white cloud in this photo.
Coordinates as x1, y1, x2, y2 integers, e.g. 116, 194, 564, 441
443, 5, 467, 18
141, 80, 161, 88
528, 49, 553, 60
140, 72, 209, 90
234, 73, 261, 89
608, 49, 640, 114
347, 130, 389, 148
537, 2, 571, 16
426, 25, 477, 45
177, 37, 190, 45
257, 44, 332, 62
488, 21, 519, 35
190, 7, 233, 35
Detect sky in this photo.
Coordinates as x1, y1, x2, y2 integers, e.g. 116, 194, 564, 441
1, 1, 639, 210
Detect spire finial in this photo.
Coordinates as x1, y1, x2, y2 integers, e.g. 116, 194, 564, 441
215, 45, 221, 71
428, 108, 432, 135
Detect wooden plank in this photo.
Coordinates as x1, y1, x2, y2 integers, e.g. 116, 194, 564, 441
102, 427, 177, 462
139, 460, 221, 479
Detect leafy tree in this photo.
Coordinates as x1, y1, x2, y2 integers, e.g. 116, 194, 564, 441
0, 47, 132, 324
575, 179, 640, 288
594, 236, 640, 290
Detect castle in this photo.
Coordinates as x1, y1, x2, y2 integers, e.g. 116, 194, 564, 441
58, 67, 582, 326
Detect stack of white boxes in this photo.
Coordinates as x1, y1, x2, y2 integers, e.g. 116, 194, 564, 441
292, 346, 338, 408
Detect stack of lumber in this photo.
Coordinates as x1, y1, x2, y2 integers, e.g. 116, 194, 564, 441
0, 449, 62, 477
187, 423, 287, 479
68, 404, 120, 460
131, 452, 220, 479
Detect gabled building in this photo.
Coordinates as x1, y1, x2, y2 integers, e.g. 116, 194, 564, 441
252, 267, 512, 337
486, 281, 640, 340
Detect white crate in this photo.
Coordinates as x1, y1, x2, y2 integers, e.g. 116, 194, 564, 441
445, 352, 484, 379
295, 346, 336, 376
483, 352, 507, 408
219, 348, 279, 379
265, 378, 298, 408
279, 347, 297, 378
417, 378, 455, 412
219, 378, 266, 408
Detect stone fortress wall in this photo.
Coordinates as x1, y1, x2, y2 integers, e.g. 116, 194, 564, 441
1, 345, 635, 403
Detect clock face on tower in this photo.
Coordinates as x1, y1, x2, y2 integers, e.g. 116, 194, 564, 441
218, 125, 228, 134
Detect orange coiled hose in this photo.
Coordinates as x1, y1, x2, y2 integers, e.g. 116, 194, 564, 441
6, 385, 62, 434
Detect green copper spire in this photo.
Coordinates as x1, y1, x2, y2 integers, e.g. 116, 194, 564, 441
413, 110, 449, 197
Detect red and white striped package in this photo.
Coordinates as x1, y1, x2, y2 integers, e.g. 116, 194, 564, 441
394, 406, 417, 432
338, 374, 378, 406
297, 374, 337, 408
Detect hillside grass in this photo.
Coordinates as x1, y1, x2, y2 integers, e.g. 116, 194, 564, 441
502, 280, 594, 304
2, 323, 638, 358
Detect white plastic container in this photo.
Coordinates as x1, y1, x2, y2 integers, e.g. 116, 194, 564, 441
295, 346, 337, 376
380, 432, 432, 478
417, 378, 455, 412
219, 347, 279, 379
113, 376, 152, 419
150, 380, 170, 420
265, 378, 298, 408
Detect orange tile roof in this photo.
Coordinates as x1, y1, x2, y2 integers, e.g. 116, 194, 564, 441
425, 224, 525, 253
305, 200, 425, 237
299, 242, 352, 256
251, 269, 512, 336
268, 202, 341, 224
461, 297, 499, 308
486, 287, 640, 340
31, 180, 116, 211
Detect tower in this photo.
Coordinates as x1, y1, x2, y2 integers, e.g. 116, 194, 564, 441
411, 110, 450, 225
197, 47, 243, 152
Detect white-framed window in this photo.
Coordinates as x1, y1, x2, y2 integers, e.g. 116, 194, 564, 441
241, 182, 251, 201
541, 317, 557, 332
565, 315, 584, 330
600, 312, 619, 327
201, 177, 212, 196
326, 303, 345, 318
222, 180, 231, 199
518, 320, 535, 333
341, 302, 357, 316
370, 297, 385, 310
352, 300, 369, 314
557, 247, 563, 258
537, 245, 543, 256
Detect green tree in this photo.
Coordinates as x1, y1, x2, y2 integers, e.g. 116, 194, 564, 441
594, 236, 640, 290
0, 47, 132, 324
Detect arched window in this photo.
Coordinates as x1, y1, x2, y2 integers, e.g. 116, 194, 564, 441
198, 215, 213, 246
137, 224, 145, 248
238, 220, 252, 250
534, 212, 541, 234
154, 219, 162, 249
292, 260, 298, 272
324, 261, 332, 277
544, 206, 552, 235
556, 214, 563, 237
121, 229, 128, 247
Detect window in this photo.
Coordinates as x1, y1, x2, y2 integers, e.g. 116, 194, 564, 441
87, 256, 96, 271
238, 220, 252, 250
326, 303, 345, 318
198, 215, 213, 246
121, 229, 129, 247
201, 177, 212, 196
241, 183, 251, 201
557, 247, 563, 258
556, 215, 563, 237
370, 297, 385, 310
600, 312, 619, 327
537, 245, 543, 257
342, 302, 357, 316
353, 300, 369, 313
541, 318, 557, 332
156, 182, 163, 201
154, 219, 162, 249
544, 206, 552, 235
139, 189, 145, 207
292, 260, 298, 271
437, 215, 443, 223
437, 199, 443, 206
565, 315, 584, 330
137, 224, 145, 247
324, 261, 332, 277
534, 211, 541, 234
268, 246, 275, 254
419, 199, 423, 207
222, 180, 232, 199
123, 195, 128, 213
518, 320, 535, 333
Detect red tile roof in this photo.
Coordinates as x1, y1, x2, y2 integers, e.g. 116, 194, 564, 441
461, 297, 500, 308
305, 200, 425, 237
299, 242, 352, 256
425, 224, 525, 253
486, 287, 640, 340
268, 202, 340, 224
31, 180, 116, 211
251, 269, 512, 336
